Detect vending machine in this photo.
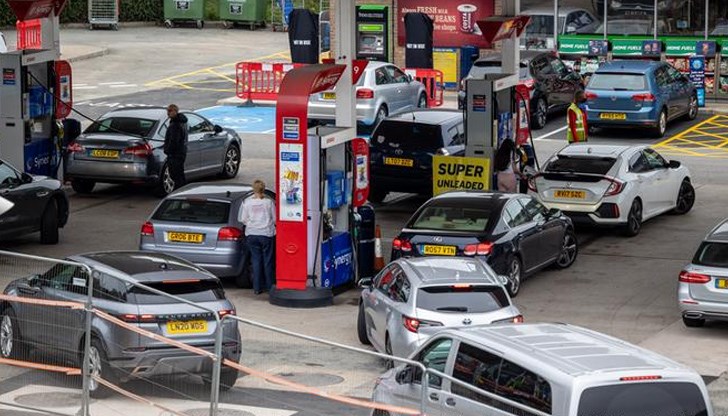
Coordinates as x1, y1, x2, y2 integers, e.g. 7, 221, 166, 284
355, 5, 389, 62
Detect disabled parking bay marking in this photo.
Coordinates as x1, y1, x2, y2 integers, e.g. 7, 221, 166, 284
654, 115, 728, 158
197, 105, 276, 134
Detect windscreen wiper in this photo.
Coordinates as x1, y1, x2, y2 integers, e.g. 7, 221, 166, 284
436, 306, 468, 312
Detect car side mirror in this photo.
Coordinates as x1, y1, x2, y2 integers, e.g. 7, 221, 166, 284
396, 366, 414, 384
546, 208, 561, 218
213, 125, 223, 134
21, 173, 33, 184
668, 160, 681, 169
358, 277, 373, 289
406, 74, 413, 83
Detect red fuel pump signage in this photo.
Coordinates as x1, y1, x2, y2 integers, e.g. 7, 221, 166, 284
7, 0, 69, 20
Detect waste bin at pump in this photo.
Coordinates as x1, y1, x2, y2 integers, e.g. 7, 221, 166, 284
219, 0, 266, 29
164, 0, 205, 29
356, 204, 375, 280
460, 45, 479, 82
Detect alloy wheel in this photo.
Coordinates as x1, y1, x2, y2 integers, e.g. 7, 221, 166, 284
536, 99, 547, 128
0, 315, 13, 358
659, 112, 667, 136
556, 233, 578, 267
689, 96, 698, 119
676, 182, 695, 213
88, 345, 101, 392
629, 201, 642, 234
162, 167, 175, 195
225, 147, 240, 176
384, 336, 394, 369
418, 94, 427, 108
509, 258, 522, 296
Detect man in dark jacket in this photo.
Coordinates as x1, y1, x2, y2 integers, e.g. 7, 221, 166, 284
164, 104, 188, 190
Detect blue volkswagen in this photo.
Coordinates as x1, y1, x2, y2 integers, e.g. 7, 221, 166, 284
585, 60, 698, 138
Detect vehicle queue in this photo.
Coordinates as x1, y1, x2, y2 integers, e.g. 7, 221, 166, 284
0, 58, 723, 416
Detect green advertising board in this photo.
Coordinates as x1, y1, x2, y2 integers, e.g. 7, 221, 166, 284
611, 39, 651, 56
664, 40, 698, 56
558, 38, 594, 55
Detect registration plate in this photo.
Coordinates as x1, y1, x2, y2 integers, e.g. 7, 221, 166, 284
422, 245, 457, 256
554, 190, 586, 199
384, 157, 414, 167
90, 149, 120, 159
716, 279, 727, 289
599, 113, 627, 120
166, 320, 208, 334
322, 92, 336, 100
167, 232, 204, 243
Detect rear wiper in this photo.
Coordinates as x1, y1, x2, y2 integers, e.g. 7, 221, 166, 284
612, 88, 630, 91
436, 306, 468, 312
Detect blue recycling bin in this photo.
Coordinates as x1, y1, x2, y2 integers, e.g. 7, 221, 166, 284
460, 45, 480, 82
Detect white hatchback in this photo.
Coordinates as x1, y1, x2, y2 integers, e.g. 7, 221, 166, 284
529, 144, 694, 236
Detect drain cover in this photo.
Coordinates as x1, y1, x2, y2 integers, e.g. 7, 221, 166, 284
272, 372, 345, 387
180, 409, 255, 416
14, 392, 81, 408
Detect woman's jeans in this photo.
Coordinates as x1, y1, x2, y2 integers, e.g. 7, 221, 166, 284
247, 235, 274, 293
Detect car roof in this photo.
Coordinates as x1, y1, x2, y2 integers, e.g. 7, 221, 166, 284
446, 323, 688, 377
364, 61, 391, 70
431, 191, 521, 203
706, 218, 728, 242
398, 257, 499, 285
72, 251, 209, 278
558, 144, 637, 158
596, 60, 662, 74
170, 183, 255, 202
477, 50, 544, 63
386, 109, 462, 125
104, 107, 169, 119
522, 6, 586, 16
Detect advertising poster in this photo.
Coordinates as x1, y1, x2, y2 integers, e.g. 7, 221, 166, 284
433, 155, 491, 195
397, 0, 494, 48
433, 48, 459, 88
279, 143, 304, 222
689, 56, 706, 108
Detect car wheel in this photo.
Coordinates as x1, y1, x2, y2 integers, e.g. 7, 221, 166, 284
507, 256, 523, 297
155, 164, 175, 197
40, 200, 59, 245
71, 179, 95, 194
531, 97, 547, 130
368, 188, 388, 204
384, 335, 394, 369
0, 308, 27, 360
554, 229, 578, 269
196, 20, 204, 29
653, 109, 667, 138
357, 302, 371, 345
204, 367, 239, 392
682, 316, 705, 328
374, 106, 388, 127
221, 144, 241, 179
622, 199, 643, 237
417, 93, 428, 109
164, 19, 173, 28
672, 180, 695, 215
685, 94, 698, 121
88, 337, 117, 398
372, 411, 391, 416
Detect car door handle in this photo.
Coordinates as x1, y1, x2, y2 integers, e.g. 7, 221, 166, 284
429, 393, 440, 401
445, 397, 456, 406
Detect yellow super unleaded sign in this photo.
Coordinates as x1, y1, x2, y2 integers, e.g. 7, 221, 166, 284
433, 155, 491, 196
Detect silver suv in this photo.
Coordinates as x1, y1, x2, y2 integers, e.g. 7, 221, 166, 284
357, 257, 521, 359
0, 251, 241, 397
679, 218, 728, 327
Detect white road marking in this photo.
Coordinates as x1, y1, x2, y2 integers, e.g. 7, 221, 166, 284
109, 84, 138, 88
99, 82, 127, 85
533, 125, 567, 141
74, 86, 98, 90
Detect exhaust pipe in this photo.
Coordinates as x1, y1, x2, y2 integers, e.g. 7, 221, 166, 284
684, 312, 704, 319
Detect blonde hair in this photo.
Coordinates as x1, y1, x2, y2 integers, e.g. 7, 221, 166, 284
253, 180, 266, 196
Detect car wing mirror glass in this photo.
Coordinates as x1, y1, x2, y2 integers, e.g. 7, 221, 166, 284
396, 366, 414, 384
214, 125, 223, 134
668, 160, 681, 169
21, 173, 33, 184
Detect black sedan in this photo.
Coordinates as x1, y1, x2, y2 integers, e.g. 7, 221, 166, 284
391, 191, 577, 296
0, 159, 69, 244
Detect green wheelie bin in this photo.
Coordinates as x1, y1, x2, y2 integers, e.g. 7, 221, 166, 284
164, 0, 205, 29
219, 0, 266, 29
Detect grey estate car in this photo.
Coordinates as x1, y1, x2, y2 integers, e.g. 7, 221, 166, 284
0, 251, 241, 397
140, 183, 276, 288
65, 107, 242, 196
679, 218, 728, 328
357, 257, 521, 359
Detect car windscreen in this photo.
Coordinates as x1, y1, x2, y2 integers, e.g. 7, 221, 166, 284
410, 204, 492, 232
588, 73, 647, 91
129, 280, 225, 304
372, 121, 443, 152
545, 156, 617, 175
152, 199, 230, 224
84, 117, 158, 138
577, 382, 708, 416
692, 242, 728, 268
417, 285, 508, 313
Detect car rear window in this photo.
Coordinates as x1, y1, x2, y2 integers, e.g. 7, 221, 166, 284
545, 156, 617, 175
577, 382, 708, 416
588, 73, 647, 91
411, 205, 492, 232
417, 285, 509, 313
692, 242, 728, 268
372, 121, 443, 152
129, 280, 225, 304
153, 199, 230, 224
85, 117, 158, 137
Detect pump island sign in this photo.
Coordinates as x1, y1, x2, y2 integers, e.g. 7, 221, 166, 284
397, 0, 495, 48
433, 155, 491, 196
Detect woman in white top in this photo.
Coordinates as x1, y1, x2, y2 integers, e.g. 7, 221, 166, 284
239, 180, 276, 294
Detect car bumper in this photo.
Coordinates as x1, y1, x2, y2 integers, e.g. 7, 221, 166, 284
308, 101, 378, 125
140, 243, 246, 278
678, 283, 728, 321
587, 107, 659, 128
66, 159, 158, 183
539, 200, 628, 227
111, 343, 241, 379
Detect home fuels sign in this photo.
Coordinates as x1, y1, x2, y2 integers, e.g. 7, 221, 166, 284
433, 155, 491, 195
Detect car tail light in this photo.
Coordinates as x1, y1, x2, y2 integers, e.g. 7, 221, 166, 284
620, 375, 662, 382
632, 93, 656, 102
604, 178, 625, 196
584, 91, 599, 100
140, 221, 154, 237
679, 271, 711, 284
218, 309, 236, 318
512, 315, 524, 323
356, 88, 375, 99
218, 227, 243, 241
124, 142, 153, 157
392, 238, 412, 252
67, 142, 85, 153
402, 316, 442, 333
119, 314, 156, 323
463, 242, 493, 256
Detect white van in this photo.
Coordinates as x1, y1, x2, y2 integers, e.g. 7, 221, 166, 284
372, 323, 712, 416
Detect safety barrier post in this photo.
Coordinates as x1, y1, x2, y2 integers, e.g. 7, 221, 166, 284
80, 266, 96, 416
209, 316, 223, 416
420, 371, 429, 416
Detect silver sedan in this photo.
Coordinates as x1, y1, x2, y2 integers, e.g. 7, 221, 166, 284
308, 61, 428, 126
357, 257, 522, 359
65, 107, 242, 196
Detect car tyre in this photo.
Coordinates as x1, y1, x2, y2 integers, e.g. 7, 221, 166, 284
417, 93, 428, 109
554, 228, 578, 269
672, 180, 695, 215
88, 337, 118, 399
220, 144, 241, 179
506, 256, 523, 297
653, 109, 667, 138
40, 200, 59, 245
71, 179, 95, 194
384, 334, 394, 369
685, 94, 698, 121
622, 199, 643, 237
357, 303, 371, 345
374, 105, 388, 127
682, 316, 705, 328
0, 308, 27, 360
368, 188, 388, 203
155, 163, 175, 197
372, 411, 391, 416
531, 97, 547, 130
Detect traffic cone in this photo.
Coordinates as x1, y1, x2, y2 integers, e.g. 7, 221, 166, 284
374, 224, 385, 272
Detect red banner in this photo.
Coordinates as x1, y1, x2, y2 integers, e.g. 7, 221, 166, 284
7, 0, 68, 20
397, 0, 495, 48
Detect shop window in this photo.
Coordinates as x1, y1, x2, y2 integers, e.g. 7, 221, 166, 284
658, 0, 705, 36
